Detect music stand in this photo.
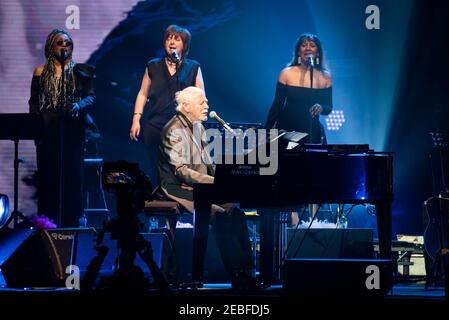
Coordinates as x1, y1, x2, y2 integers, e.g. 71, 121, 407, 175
0, 113, 43, 228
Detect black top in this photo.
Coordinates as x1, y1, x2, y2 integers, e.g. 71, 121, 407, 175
143, 58, 200, 146
28, 63, 95, 115
265, 82, 332, 143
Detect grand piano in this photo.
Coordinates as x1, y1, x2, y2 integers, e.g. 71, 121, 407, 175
192, 144, 394, 285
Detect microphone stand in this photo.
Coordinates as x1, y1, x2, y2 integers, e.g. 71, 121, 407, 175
309, 60, 314, 143
57, 53, 66, 226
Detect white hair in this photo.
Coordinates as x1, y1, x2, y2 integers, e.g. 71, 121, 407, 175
175, 86, 204, 112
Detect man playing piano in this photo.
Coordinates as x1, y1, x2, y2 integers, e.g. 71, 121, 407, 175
158, 86, 257, 289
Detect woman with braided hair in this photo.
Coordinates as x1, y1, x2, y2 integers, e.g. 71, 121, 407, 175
29, 29, 96, 227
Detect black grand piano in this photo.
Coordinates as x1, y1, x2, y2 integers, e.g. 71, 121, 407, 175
192, 144, 394, 286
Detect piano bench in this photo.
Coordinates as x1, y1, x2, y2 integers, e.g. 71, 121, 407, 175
142, 200, 185, 240
143, 200, 182, 216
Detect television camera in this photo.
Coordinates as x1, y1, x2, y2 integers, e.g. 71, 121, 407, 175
81, 160, 168, 291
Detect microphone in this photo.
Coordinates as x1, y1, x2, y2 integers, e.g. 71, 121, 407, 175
307, 55, 314, 68
60, 48, 67, 62
209, 111, 235, 134
170, 50, 180, 64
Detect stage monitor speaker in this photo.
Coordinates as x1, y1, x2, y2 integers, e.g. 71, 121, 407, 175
0, 228, 169, 288
0, 228, 35, 287
283, 258, 394, 297
286, 228, 374, 259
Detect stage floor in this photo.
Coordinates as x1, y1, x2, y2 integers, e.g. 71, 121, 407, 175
0, 282, 446, 314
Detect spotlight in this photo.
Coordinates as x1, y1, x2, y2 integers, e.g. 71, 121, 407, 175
0, 193, 10, 228
325, 110, 345, 131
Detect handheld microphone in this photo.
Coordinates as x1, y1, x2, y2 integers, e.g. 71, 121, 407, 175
170, 50, 181, 64
307, 55, 314, 68
209, 111, 235, 134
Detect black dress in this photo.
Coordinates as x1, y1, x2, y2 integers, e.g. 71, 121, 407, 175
142, 58, 199, 184
265, 82, 333, 143
29, 63, 95, 227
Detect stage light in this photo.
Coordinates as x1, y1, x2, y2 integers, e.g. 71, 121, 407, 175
325, 110, 345, 131
0, 193, 10, 228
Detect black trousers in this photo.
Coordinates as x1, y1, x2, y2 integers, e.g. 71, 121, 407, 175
211, 205, 254, 276
36, 112, 84, 227
161, 204, 254, 285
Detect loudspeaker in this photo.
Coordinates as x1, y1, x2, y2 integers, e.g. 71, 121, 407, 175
0, 228, 35, 287
283, 258, 394, 297
286, 228, 374, 259
0, 228, 169, 288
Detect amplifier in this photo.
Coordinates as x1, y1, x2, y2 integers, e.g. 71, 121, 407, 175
283, 258, 394, 297
0, 228, 169, 288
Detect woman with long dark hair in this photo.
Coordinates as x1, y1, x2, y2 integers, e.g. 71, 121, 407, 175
265, 33, 333, 223
265, 33, 332, 144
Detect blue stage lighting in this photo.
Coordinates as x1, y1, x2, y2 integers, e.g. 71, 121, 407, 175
0, 193, 10, 228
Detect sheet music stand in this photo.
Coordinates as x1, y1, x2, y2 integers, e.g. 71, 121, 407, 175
242, 130, 309, 158
0, 113, 43, 228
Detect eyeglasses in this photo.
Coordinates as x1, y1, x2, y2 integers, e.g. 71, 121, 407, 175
56, 40, 73, 47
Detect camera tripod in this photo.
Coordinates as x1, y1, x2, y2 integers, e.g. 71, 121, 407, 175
80, 190, 169, 291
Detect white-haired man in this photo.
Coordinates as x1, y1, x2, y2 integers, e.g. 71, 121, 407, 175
159, 86, 213, 210
158, 86, 256, 289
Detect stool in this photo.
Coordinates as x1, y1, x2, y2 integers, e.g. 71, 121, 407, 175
143, 199, 183, 241
143, 199, 185, 285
